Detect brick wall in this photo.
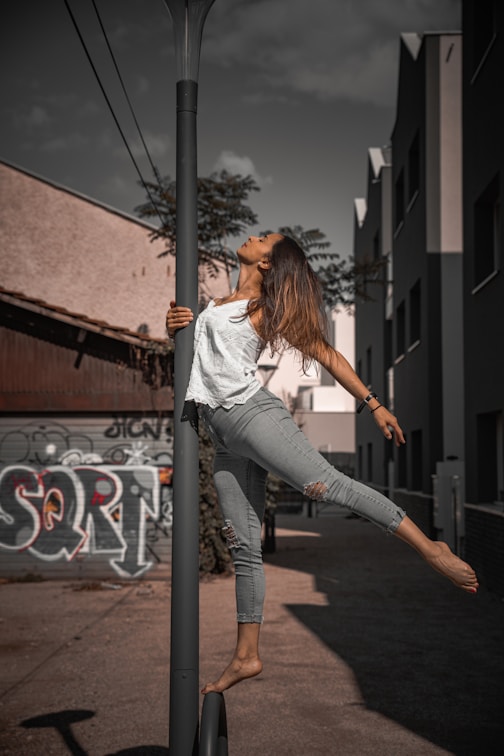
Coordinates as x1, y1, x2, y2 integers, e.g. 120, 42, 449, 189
465, 506, 504, 598
393, 489, 435, 538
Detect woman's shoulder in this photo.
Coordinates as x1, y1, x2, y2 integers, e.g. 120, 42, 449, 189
211, 296, 250, 307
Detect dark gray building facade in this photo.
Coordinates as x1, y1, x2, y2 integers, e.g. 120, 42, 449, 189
462, 1, 504, 594
356, 32, 465, 539
355, 12, 504, 595
354, 147, 393, 491
393, 33, 465, 528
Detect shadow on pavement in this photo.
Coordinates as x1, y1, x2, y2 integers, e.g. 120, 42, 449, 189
20, 709, 170, 756
21, 710, 95, 755
265, 515, 504, 756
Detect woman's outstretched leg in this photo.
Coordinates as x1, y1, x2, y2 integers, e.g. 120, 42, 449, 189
394, 516, 478, 593
201, 622, 262, 694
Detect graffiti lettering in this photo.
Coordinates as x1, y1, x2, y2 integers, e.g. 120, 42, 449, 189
104, 415, 170, 442
27, 467, 87, 561
0, 466, 42, 551
0, 465, 161, 578
0, 417, 173, 469
0, 424, 95, 466
76, 467, 124, 553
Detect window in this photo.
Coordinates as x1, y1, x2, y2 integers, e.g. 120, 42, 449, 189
473, 174, 500, 288
396, 300, 405, 359
373, 231, 380, 261
411, 429, 423, 491
476, 411, 504, 504
360, 234, 382, 299
395, 169, 405, 231
472, 0, 497, 75
409, 279, 421, 346
397, 439, 407, 488
407, 132, 420, 205
385, 319, 393, 369
357, 445, 363, 480
367, 443, 373, 482
499, 413, 504, 504
366, 346, 372, 386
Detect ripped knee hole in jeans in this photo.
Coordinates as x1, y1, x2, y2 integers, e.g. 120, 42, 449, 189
303, 481, 328, 502
222, 519, 240, 549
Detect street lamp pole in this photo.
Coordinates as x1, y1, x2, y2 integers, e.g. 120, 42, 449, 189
164, 2, 215, 754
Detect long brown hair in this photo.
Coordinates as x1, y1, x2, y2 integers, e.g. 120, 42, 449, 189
247, 235, 330, 372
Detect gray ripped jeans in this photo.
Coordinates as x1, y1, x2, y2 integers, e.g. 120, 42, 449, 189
198, 387, 406, 624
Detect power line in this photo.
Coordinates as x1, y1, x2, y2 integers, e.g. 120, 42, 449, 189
63, 0, 165, 226
90, 0, 162, 186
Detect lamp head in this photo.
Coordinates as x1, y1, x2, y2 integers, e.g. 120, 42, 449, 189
165, 0, 216, 82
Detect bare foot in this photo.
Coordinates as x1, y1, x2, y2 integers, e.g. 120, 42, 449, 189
426, 541, 479, 593
201, 656, 263, 694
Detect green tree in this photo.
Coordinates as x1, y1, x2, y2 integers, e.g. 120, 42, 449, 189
137, 173, 384, 308
136, 170, 259, 280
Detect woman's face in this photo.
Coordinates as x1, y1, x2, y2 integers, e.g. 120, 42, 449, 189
237, 234, 283, 264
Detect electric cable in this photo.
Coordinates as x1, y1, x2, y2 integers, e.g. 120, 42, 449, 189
90, 0, 163, 187
63, 0, 165, 226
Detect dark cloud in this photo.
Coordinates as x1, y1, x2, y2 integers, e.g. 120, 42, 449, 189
0, 0, 462, 258
203, 0, 461, 105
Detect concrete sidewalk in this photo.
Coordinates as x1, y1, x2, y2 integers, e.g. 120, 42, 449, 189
1, 511, 504, 755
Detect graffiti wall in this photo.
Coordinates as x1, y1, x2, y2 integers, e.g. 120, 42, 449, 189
0, 415, 173, 580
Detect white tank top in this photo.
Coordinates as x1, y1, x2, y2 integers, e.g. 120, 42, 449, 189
185, 299, 264, 409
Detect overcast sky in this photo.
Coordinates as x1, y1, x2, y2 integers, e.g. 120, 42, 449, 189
1, 0, 461, 259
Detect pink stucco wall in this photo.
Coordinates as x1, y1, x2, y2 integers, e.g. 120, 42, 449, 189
0, 162, 229, 338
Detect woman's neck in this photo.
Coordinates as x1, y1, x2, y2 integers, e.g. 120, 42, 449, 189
214, 264, 262, 306
222, 267, 262, 302
233, 265, 262, 300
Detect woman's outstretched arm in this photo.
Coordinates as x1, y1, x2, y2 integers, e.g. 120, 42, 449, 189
311, 341, 405, 448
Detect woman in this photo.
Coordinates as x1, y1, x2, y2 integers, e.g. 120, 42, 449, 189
166, 233, 478, 695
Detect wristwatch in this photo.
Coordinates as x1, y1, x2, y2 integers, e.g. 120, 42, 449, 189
357, 391, 378, 414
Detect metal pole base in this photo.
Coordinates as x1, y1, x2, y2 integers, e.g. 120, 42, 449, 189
199, 693, 228, 756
